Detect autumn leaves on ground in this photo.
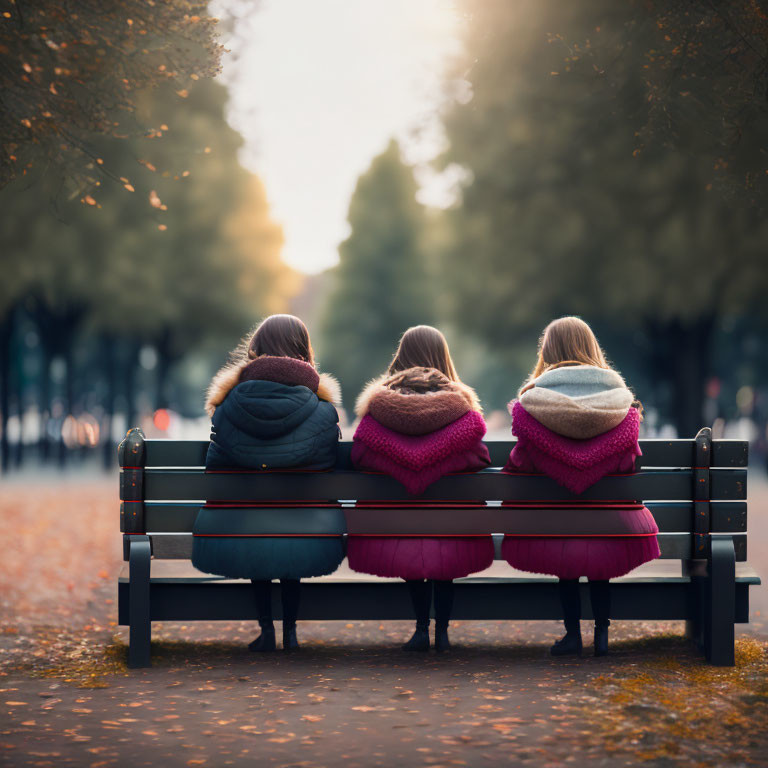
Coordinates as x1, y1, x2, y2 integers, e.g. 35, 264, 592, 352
1, 477, 767, 768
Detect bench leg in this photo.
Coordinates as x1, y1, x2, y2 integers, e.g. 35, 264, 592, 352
706, 537, 735, 666
128, 535, 152, 668
684, 562, 704, 650
685, 617, 702, 648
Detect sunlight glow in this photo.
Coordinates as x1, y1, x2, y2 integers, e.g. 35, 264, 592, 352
212, 0, 463, 273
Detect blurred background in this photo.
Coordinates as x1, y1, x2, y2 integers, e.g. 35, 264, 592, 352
2, 0, 767, 473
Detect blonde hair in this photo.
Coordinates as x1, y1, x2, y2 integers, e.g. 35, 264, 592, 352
388, 325, 459, 381
522, 316, 642, 414
522, 316, 609, 393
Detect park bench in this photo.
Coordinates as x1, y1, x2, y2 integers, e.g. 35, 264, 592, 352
118, 427, 759, 668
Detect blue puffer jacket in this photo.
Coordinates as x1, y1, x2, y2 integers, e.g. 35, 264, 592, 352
192, 356, 345, 580
206, 380, 339, 470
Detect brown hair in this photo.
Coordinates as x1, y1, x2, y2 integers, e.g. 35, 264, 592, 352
521, 316, 609, 394
248, 314, 315, 366
388, 325, 459, 381
522, 316, 642, 413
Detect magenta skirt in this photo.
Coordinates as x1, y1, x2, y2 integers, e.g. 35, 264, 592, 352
502, 535, 660, 581
347, 536, 495, 580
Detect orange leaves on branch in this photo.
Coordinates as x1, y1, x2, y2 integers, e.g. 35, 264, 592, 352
0, 1, 222, 191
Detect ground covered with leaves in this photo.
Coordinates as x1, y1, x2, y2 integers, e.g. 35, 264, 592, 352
0, 475, 766, 767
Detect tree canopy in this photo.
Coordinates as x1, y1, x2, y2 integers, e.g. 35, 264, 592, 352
321, 140, 434, 406
0, 77, 290, 416
0, 0, 221, 193
440, 0, 768, 434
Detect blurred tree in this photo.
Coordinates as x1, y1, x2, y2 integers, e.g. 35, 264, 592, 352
0, 0, 221, 194
0, 240, 31, 470
632, 1, 768, 209
321, 140, 434, 407
440, 0, 768, 436
87, 80, 289, 411
1, 79, 289, 466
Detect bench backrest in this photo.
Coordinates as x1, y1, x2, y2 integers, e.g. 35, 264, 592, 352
119, 429, 748, 563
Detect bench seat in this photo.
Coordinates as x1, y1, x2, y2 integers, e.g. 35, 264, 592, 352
118, 559, 759, 623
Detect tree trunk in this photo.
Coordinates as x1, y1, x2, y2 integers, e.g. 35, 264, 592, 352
58, 336, 76, 468
154, 328, 176, 411
29, 299, 85, 467
102, 334, 118, 470
12, 315, 24, 469
123, 339, 141, 433
39, 341, 53, 463
0, 307, 13, 473
646, 315, 715, 438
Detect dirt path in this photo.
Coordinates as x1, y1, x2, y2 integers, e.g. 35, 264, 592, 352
5, 624, 765, 768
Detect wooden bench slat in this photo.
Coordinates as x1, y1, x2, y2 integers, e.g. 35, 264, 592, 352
138, 468, 746, 502
119, 558, 762, 585
117, 561, 758, 623
136, 531, 747, 562
140, 438, 749, 469
143, 501, 748, 534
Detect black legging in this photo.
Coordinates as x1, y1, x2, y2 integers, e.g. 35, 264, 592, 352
406, 580, 454, 629
559, 579, 610, 631
252, 579, 301, 625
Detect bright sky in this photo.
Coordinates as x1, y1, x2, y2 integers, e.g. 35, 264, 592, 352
212, 0, 463, 274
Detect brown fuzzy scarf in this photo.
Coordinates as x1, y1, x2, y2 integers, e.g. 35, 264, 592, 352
205, 355, 341, 417
356, 366, 482, 436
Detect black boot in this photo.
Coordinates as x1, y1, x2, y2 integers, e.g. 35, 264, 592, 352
249, 621, 276, 652
250, 580, 276, 651
280, 580, 301, 651
404, 580, 432, 651
553, 580, 583, 656
594, 621, 610, 657
433, 581, 454, 653
550, 627, 583, 657
434, 624, 451, 653
282, 622, 299, 651
589, 580, 611, 657
403, 622, 430, 651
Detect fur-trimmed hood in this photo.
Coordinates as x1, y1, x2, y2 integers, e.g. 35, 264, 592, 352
356, 367, 482, 436
205, 355, 341, 417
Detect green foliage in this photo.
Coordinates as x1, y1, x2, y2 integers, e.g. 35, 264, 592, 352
1, 78, 289, 406
0, 0, 222, 193
320, 140, 434, 406
439, 0, 768, 432
635, 1, 768, 208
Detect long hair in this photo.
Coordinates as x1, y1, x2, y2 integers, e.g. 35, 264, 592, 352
248, 314, 315, 366
522, 316, 609, 392
522, 316, 641, 413
388, 325, 459, 381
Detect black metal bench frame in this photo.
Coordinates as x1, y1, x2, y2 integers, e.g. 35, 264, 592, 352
117, 427, 759, 668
